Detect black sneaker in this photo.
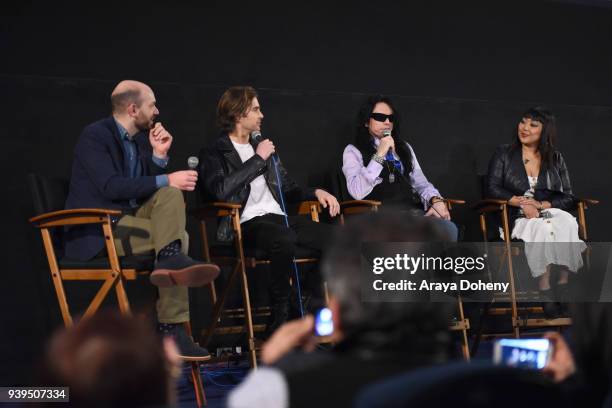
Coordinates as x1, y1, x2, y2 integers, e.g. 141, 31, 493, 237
159, 323, 210, 360
150, 253, 220, 288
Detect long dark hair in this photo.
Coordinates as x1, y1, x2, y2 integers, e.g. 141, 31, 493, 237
513, 106, 557, 169
355, 95, 414, 175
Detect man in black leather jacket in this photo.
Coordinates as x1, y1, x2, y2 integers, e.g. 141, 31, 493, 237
199, 86, 340, 331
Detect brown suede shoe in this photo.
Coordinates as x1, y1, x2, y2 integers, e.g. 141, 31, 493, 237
150, 253, 220, 287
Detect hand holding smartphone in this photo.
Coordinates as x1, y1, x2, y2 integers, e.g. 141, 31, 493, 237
493, 338, 552, 370
313, 307, 334, 337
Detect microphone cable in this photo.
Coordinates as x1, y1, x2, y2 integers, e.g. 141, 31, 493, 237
253, 132, 306, 318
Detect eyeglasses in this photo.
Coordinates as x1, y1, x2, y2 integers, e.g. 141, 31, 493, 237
370, 113, 395, 123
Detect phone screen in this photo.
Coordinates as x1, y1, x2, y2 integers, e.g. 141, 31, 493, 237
314, 307, 334, 337
493, 338, 552, 370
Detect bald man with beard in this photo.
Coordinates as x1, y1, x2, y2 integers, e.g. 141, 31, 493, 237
64, 80, 219, 357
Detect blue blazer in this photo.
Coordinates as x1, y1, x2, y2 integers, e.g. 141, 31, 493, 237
64, 117, 165, 260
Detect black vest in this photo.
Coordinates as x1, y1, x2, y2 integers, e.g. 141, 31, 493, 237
357, 143, 422, 210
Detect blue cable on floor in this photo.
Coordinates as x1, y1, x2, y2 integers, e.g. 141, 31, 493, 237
197, 365, 248, 388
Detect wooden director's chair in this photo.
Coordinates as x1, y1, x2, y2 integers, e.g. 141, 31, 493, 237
191, 200, 323, 369
473, 176, 599, 339
28, 173, 210, 407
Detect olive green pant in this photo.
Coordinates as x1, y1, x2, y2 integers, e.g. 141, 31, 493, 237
113, 187, 189, 324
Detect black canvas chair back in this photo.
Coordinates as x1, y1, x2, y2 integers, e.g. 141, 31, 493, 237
479, 173, 488, 198
28, 173, 69, 215
331, 166, 351, 202
28, 173, 69, 256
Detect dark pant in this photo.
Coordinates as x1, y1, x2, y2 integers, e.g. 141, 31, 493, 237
241, 213, 335, 304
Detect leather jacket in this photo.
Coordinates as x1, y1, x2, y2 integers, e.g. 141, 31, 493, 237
487, 143, 576, 225
199, 133, 316, 241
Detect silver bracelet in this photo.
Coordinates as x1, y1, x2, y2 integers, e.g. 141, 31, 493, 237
371, 153, 385, 165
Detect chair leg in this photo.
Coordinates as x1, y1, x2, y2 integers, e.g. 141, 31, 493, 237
238, 261, 257, 369
181, 322, 208, 407
51, 276, 74, 327
577, 202, 588, 241
102, 221, 132, 316
82, 275, 117, 320
202, 262, 242, 346
457, 296, 470, 361
498, 244, 520, 338
208, 281, 218, 305
114, 274, 132, 315
501, 206, 520, 338
190, 361, 207, 407
202, 257, 257, 368
41, 229, 73, 327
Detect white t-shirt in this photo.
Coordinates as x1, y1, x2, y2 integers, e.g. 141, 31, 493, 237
231, 140, 285, 223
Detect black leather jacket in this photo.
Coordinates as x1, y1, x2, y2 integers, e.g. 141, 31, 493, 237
487, 144, 576, 225
199, 133, 316, 241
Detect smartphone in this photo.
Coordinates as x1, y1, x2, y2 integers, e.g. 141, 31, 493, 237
313, 307, 334, 337
493, 338, 552, 370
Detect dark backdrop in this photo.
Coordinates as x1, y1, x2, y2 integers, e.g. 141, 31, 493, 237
1, 0, 611, 384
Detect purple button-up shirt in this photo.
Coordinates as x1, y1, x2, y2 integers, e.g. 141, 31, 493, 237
342, 139, 441, 210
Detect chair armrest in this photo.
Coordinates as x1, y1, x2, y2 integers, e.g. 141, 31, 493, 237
296, 201, 322, 216
29, 208, 121, 228
339, 200, 382, 216
472, 199, 508, 213
340, 199, 382, 208
442, 198, 465, 211
577, 197, 599, 206
190, 202, 243, 219
444, 198, 466, 205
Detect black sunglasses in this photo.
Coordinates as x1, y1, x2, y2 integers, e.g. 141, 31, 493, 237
370, 112, 395, 123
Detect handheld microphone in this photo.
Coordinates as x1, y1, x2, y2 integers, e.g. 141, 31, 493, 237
184, 156, 199, 206
382, 129, 393, 156
251, 130, 278, 160
187, 156, 199, 170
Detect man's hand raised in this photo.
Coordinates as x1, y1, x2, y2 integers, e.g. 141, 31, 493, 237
150, 122, 173, 158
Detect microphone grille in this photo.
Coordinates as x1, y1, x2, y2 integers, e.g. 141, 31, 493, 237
187, 156, 199, 169
382, 130, 392, 137
250, 131, 262, 141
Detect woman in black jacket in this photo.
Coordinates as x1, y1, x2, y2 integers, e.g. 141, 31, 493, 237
487, 107, 586, 312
